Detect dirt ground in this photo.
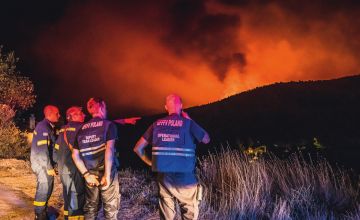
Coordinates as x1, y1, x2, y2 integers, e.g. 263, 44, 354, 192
0, 159, 63, 219
0, 159, 159, 220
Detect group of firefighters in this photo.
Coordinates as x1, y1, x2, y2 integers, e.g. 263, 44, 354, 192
30, 94, 210, 220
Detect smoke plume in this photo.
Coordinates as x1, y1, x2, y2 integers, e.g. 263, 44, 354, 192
32, 0, 360, 114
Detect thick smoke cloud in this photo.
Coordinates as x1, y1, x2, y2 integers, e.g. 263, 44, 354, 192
31, 0, 360, 114
163, 0, 245, 80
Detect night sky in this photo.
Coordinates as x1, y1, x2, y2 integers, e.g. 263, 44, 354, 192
1, 0, 360, 118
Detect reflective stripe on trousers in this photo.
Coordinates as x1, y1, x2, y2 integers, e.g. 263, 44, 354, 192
34, 170, 54, 215
158, 181, 202, 220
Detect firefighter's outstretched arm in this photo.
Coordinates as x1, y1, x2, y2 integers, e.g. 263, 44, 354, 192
113, 117, 141, 125
100, 139, 116, 189
72, 148, 99, 186
133, 137, 152, 166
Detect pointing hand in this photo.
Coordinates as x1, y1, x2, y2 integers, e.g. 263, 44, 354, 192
114, 117, 141, 125
124, 117, 141, 125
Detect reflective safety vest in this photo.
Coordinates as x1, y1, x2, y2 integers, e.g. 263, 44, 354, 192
76, 117, 112, 171
151, 114, 196, 173
53, 122, 83, 174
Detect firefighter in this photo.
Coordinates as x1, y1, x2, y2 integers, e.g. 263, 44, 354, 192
53, 106, 86, 219
134, 94, 210, 220
72, 97, 120, 220
31, 105, 60, 219
54, 106, 140, 219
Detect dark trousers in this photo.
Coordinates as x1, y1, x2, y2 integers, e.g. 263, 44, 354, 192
34, 170, 54, 219
60, 171, 85, 219
84, 171, 120, 220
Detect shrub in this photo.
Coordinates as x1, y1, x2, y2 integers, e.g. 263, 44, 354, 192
0, 120, 29, 159
0, 46, 35, 159
0, 46, 35, 110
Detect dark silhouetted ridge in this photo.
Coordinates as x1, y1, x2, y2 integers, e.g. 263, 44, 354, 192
119, 74, 360, 170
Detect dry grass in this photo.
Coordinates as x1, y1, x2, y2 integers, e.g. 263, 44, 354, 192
117, 169, 158, 219
198, 148, 360, 220
0, 147, 358, 219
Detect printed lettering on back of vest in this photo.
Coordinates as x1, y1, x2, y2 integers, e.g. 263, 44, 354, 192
157, 133, 180, 142
82, 134, 101, 144
82, 121, 103, 130
155, 118, 185, 145
156, 119, 183, 127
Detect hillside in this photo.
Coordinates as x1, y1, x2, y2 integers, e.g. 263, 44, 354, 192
187, 75, 358, 140
118, 75, 360, 170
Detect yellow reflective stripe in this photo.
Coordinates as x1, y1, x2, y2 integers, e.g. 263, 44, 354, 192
64, 210, 69, 216
59, 127, 76, 133
69, 215, 84, 220
33, 130, 37, 135
54, 144, 60, 150
34, 201, 46, 206
47, 169, 55, 173
37, 140, 49, 146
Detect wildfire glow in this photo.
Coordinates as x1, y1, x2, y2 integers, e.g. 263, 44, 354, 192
32, 1, 360, 113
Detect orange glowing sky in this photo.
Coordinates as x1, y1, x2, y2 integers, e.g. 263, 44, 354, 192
28, 0, 360, 114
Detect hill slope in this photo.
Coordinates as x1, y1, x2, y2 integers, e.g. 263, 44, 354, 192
118, 75, 360, 170
190, 74, 360, 144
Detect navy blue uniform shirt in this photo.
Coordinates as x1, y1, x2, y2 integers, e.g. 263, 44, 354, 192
143, 113, 206, 186
30, 119, 57, 172
74, 117, 118, 172
53, 121, 83, 174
